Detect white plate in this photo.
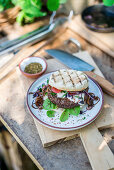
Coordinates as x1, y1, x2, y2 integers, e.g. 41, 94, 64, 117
27, 72, 104, 131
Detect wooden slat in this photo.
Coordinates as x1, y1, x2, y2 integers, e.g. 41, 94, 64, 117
0, 115, 43, 170
95, 94, 114, 129
69, 15, 114, 58
0, 26, 67, 81
0, 41, 46, 81
34, 118, 80, 147
80, 123, 114, 170
1, 131, 23, 170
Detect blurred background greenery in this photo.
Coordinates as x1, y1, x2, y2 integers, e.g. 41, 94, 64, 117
0, 0, 113, 26
0, 0, 67, 25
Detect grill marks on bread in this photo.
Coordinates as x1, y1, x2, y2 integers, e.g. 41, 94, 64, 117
49, 69, 88, 91
59, 70, 66, 85
66, 70, 75, 87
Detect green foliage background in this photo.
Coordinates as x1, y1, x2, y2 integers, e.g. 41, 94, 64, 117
103, 0, 114, 6
0, 0, 67, 25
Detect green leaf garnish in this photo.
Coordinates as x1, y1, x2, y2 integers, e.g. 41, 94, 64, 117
45, 92, 48, 95
75, 95, 79, 98
62, 94, 66, 98
60, 110, 69, 122
43, 99, 57, 110
39, 88, 42, 92
62, 90, 67, 93
47, 79, 49, 84
42, 84, 45, 87
46, 110, 55, 117
66, 106, 80, 116
62, 91, 68, 98
83, 117, 86, 120
51, 92, 56, 96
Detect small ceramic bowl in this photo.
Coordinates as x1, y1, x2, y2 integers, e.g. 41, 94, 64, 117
19, 56, 47, 79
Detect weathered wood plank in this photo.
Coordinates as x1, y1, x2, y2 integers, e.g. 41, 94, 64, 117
80, 123, 114, 170
0, 24, 114, 170
69, 15, 114, 57
0, 115, 43, 170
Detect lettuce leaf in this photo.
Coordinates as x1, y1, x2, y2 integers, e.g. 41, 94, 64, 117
66, 106, 80, 116
43, 98, 57, 110
46, 110, 55, 117
60, 110, 69, 122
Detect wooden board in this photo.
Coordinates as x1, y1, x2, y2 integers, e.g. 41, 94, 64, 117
69, 15, 114, 58
0, 24, 114, 170
29, 52, 110, 144
31, 51, 114, 148
19, 52, 114, 170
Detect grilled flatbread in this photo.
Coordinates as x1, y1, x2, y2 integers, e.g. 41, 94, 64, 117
49, 69, 88, 91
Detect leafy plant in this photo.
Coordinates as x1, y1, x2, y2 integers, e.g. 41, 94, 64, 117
0, 0, 67, 25
103, 0, 114, 6
0, 0, 13, 12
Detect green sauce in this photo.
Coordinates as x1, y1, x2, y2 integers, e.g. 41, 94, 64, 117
24, 62, 43, 74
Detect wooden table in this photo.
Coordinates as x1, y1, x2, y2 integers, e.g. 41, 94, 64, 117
0, 19, 114, 170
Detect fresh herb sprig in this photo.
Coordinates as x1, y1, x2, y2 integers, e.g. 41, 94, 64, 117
62, 91, 68, 98
60, 106, 80, 122
51, 92, 56, 96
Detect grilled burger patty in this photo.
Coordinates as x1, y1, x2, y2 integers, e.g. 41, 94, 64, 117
47, 86, 79, 109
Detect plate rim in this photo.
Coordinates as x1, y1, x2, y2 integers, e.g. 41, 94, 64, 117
26, 72, 104, 131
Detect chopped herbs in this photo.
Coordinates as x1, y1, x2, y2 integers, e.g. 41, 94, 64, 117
83, 117, 86, 120
51, 92, 56, 96
47, 79, 49, 84
38, 88, 42, 92
75, 95, 79, 98
24, 62, 42, 74
42, 83, 45, 87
